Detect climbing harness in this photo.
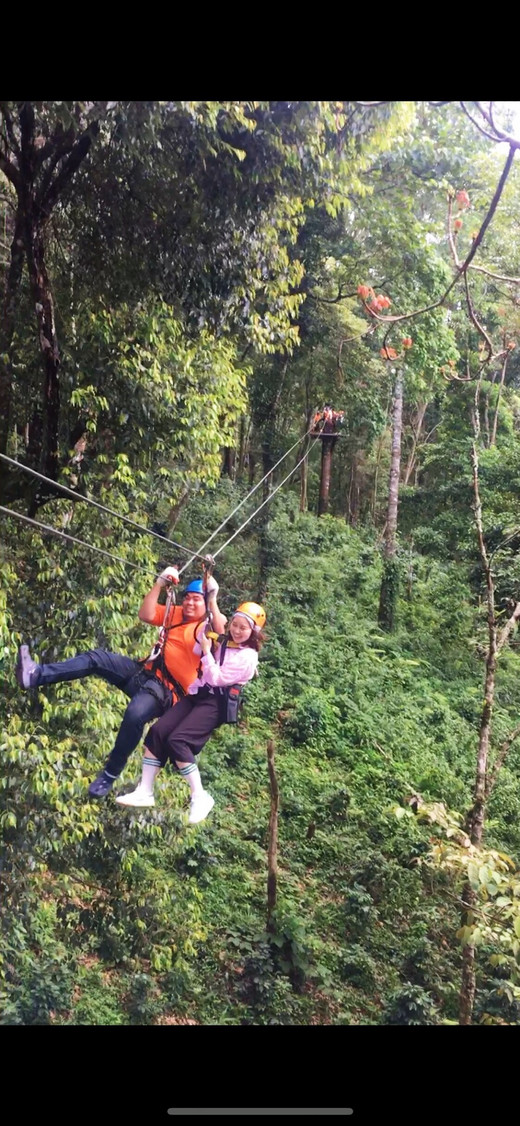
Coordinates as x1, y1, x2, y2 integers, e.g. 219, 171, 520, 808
139, 576, 208, 702
213, 636, 247, 725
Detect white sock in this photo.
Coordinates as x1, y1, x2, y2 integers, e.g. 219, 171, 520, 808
178, 762, 203, 798
139, 756, 161, 796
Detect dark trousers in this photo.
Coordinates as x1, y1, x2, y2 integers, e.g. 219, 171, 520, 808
34, 648, 173, 776
144, 690, 221, 767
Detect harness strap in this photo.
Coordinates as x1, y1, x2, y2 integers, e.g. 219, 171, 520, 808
140, 593, 205, 700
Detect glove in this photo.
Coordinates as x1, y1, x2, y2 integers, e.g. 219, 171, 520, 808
158, 566, 180, 587
205, 576, 219, 597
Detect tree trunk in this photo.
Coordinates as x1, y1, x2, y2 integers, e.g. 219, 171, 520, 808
266, 738, 279, 933
317, 436, 337, 516
483, 384, 492, 449
299, 408, 314, 512
222, 446, 236, 479
237, 414, 250, 479
459, 897, 477, 1026
372, 393, 392, 524
0, 103, 98, 512
24, 216, 61, 509
300, 452, 308, 512
403, 401, 427, 486
378, 370, 404, 631
490, 352, 510, 448
457, 445, 520, 1025
347, 446, 360, 526
168, 484, 191, 530
257, 438, 274, 598
0, 210, 25, 498
261, 438, 274, 504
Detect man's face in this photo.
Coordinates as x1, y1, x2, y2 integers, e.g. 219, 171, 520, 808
182, 592, 206, 621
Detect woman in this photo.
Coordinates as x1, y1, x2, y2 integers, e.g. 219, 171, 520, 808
116, 601, 266, 823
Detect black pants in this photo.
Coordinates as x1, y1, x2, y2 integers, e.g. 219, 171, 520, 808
34, 648, 173, 776
144, 690, 222, 767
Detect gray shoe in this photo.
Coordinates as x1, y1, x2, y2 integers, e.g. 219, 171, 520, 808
88, 771, 116, 798
15, 645, 39, 689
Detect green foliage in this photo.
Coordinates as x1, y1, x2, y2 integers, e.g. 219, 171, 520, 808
383, 984, 439, 1025
62, 299, 249, 501
3, 484, 520, 1025
3, 100, 520, 1029
339, 945, 378, 990
71, 966, 126, 1026
283, 689, 342, 748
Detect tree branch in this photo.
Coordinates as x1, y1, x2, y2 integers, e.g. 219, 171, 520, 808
35, 123, 76, 190
458, 145, 517, 274
19, 100, 35, 153
469, 263, 520, 286
490, 348, 511, 447
463, 271, 494, 363
38, 124, 98, 217
475, 101, 519, 148
358, 143, 517, 352
471, 441, 491, 574
486, 722, 520, 799
309, 287, 358, 304
0, 149, 21, 192
0, 102, 21, 160
338, 324, 376, 374
496, 600, 520, 654
460, 102, 503, 145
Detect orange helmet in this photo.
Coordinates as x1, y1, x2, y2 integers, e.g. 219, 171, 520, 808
233, 601, 266, 631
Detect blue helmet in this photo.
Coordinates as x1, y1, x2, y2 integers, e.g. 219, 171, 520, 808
185, 579, 204, 595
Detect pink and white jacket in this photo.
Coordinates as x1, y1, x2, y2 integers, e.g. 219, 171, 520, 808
187, 642, 258, 695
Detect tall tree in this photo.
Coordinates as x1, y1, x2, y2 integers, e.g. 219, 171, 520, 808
378, 365, 404, 629
0, 101, 105, 499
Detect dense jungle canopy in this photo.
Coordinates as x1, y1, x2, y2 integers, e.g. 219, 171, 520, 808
1, 101, 520, 1065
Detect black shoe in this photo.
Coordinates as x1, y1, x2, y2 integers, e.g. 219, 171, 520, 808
88, 771, 116, 798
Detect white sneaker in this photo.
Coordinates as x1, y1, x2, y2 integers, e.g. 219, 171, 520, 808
115, 788, 155, 808
188, 791, 215, 824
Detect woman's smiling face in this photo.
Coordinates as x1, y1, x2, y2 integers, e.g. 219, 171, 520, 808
229, 615, 253, 645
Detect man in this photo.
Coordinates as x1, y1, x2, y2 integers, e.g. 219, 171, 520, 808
15, 567, 226, 798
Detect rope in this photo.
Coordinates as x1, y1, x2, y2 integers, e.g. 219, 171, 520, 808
0, 452, 207, 563
0, 505, 157, 578
1, 417, 324, 579
212, 433, 323, 559
178, 418, 320, 575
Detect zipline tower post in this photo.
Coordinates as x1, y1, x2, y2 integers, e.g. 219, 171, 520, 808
311, 406, 345, 517
318, 435, 339, 516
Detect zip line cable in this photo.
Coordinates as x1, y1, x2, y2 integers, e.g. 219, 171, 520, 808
1, 419, 324, 579
0, 506, 157, 578
211, 433, 323, 560
178, 418, 320, 575
0, 452, 207, 564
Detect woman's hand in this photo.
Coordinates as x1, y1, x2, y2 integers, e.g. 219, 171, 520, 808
199, 632, 212, 656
